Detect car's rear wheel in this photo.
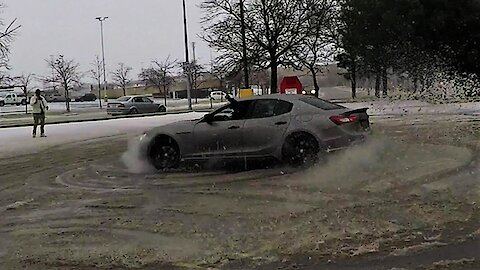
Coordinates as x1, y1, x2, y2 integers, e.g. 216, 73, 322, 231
129, 108, 138, 114
0, 101, 4, 107
148, 136, 181, 170
282, 132, 320, 167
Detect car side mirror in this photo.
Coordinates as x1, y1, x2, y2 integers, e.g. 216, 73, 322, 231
203, 114, 214, 123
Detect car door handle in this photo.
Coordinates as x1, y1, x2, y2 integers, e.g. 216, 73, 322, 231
228, 126, 240, 130
275, 121, 288, 126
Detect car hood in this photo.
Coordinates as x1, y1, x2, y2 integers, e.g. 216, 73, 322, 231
146, 118, 199, 137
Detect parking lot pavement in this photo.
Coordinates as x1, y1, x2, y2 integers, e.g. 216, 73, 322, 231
0, 118, 479, 269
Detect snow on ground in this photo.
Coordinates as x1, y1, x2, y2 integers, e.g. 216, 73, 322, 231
0, 112, 206, 158
343, 100, 480, 116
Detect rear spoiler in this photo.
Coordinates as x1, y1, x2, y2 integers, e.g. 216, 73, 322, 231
342, 108, 369, 116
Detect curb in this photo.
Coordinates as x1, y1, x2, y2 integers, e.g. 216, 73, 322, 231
0, 108, 215, 129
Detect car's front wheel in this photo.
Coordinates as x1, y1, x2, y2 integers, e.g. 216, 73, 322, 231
158, 105, 166, 113
129, 108, 138, 114
282, 132, 320, 167
148, 136, 181, 170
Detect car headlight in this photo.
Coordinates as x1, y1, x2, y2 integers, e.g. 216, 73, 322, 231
311, 90, 316, 95
302, 90, 307, 95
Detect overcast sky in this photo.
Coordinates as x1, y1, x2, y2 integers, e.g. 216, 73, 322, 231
3, 0, 211, 81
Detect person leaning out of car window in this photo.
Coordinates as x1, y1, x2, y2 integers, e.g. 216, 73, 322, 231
30, 89, 49, 138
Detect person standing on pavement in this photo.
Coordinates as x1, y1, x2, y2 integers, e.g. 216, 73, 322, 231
30, 89, 49, 138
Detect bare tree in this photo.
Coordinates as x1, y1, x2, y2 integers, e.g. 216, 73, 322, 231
16, 73, 34, 113
191, 62, 204, 103
89, 56, 103, 108
46, 55, 82, 112
208, 59, 230, 93
0, 5, 21, 82
139, 57, 177, 106
288, 0, 337, 98
111, 63, 132, 96
201, 0, 314, 92
250, 68, 271, 94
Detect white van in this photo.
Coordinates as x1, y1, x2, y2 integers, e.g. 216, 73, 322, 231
0, 92, 27, 106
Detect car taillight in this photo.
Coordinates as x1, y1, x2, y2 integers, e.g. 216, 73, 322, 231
329, 115, 357, 125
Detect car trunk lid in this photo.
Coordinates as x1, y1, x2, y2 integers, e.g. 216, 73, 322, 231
329, 108, 370, 132
107, 102, 125, 108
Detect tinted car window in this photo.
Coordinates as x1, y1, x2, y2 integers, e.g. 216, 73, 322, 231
133, 97, 144, 103
212, 100, 253, 121
300, 97, 344, 110
250, 99, 293, 119
274, 100, 293, 115
142, 97, 153, 103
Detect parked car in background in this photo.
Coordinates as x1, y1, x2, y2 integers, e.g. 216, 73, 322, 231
45, 93, 70, 103
209, 91, 227, 100
136, 94, 371, 170
107, 96, 167, 115
75, 93, 97, 102
0, 92, 27, 106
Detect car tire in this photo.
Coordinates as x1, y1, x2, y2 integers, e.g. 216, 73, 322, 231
148, 136, 181, 170
0, 101, 4, 107
158, 106, 166, 113
130, 108, 139, 114
282, 132, 320, 167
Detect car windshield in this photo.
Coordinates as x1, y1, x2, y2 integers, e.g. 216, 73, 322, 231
2, 1, 479, 270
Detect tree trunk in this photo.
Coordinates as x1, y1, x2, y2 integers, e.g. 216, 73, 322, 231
98, 81, 102, 109
270, 58, 278, 93
123, 86, 126, 97
375, 70, 381, 98
309, 67, 320, 98
382, 68, 388, 97
163, 84, 167, 106
24, 86, 28, 114
351, 60, 357, 99
64, 82, 70, 112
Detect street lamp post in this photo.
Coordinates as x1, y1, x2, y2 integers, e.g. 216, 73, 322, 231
240, 0, 249, 89
182, 0, 193, 110
96, 16, 109, 107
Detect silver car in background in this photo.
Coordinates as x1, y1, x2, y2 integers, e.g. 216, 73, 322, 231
107, 96, 167, 115
136, 94, 371, 170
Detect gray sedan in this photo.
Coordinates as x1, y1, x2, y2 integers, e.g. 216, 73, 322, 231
136, 94, 370, 170
107, 96, 166, 115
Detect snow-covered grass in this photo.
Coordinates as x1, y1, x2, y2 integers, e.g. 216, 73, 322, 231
0, 112, 206, 158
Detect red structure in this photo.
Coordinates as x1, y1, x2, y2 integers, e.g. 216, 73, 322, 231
279, 76, 303, 95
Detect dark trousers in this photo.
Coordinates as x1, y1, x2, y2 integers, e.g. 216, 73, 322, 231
33, 113, 45, 135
